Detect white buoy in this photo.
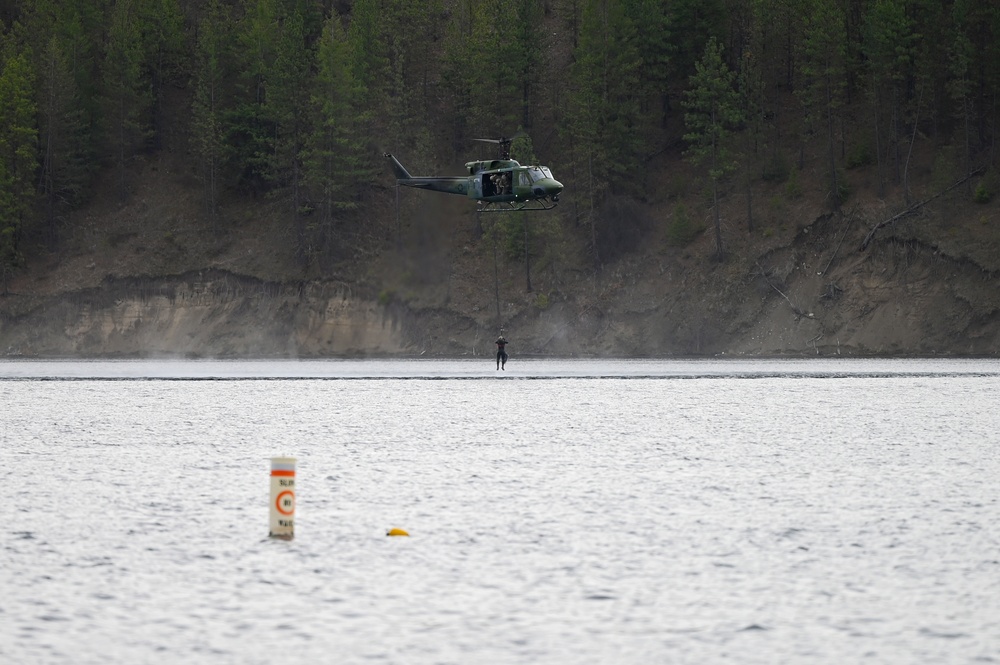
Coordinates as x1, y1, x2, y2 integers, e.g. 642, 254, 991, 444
269, 457, 296, 540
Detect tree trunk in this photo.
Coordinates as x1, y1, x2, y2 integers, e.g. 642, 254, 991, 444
524, 220, 532, 292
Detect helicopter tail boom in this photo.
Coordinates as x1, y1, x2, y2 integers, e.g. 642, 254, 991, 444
385, 153, 468, 196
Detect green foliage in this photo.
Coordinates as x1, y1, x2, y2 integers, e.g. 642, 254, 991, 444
665, 203, 702, 246
846, 138, 874, 169
785, 168, 803, 199
510, 134, 537, 165
565, 0, 644, 201
267, 6, 312, 188
303, 12, 364, 263
104, 0, 152, 202
442, 0, 542, 139
37, 34, 94, 223
225, 0, 280, 196
666, 0, 726, 81
0, 41, 39, 287
192, 0, 230, 218
683, 36, 741, 258
500, 215, 527, 261
930, 145, 961, 191
683, 37, 742, 176
5, 0, 1000, 282
835, 168, 850, 202
140, 0, 186, 124
974, 171, 998, 203
800, 0, 847, 208
534, 292, 550, 310
864, 0, 918, 83
624, 0, 672, 130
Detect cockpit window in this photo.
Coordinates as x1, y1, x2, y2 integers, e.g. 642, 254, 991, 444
527, 167, 547, 182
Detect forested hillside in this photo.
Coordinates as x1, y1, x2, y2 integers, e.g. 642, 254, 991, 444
2, 0, 1000, 356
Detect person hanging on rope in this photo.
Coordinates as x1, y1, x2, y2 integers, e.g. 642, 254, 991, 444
495, 331, 508, 370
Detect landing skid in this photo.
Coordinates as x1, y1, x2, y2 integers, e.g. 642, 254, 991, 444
478, 198, 558, 213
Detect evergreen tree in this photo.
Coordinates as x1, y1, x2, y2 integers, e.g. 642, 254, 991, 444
227, 0, 280, 197
505, 0, 544, 130
737, 4, 767, 233
625, 0, 672, 130
23, 0, 103, 215
267, 6, 313, 260
304, 11, 359, 263
0, 41, 38, 292
667, 0, 726, 82
565, 0, 643, 265
348, 0, 386, 99
104, 0, 151, 203
139, 0, 185, 149
683, 36, 741, 260
442, 0, 519, 138
191, 0, 229, 221
568, 0, 642, 190
950, 0, 1000, 166
381, 0, 442, 160
800, 0, 846, 210
863, 0, 918, 193
37, 34, 90, 242
347, 0, 387, 182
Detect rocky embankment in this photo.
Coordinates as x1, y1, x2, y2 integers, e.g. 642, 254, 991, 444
3, 194, 1000, 358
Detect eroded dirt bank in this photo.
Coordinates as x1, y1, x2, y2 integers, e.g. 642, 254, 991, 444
3, 210, 999, 358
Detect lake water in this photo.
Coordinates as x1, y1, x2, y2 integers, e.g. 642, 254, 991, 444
2, 359, 999, 664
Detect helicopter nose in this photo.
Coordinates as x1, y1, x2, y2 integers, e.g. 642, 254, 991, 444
533, 178, 564, 202
547, 179, 563, 201
536, 179, 562, 197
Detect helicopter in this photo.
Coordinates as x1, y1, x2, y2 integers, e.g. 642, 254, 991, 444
384, 136, 563, 212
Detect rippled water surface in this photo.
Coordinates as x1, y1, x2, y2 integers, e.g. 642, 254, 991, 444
2, 359, 999, 664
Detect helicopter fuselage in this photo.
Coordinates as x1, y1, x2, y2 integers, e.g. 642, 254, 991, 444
385, 153, 563, 212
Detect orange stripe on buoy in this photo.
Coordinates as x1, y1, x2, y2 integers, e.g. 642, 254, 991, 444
271, 470, 295, 477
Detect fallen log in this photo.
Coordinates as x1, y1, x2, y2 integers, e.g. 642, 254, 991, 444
859, 166, 986, 251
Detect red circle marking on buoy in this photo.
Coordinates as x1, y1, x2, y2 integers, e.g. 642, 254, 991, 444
275, 490, 295, 516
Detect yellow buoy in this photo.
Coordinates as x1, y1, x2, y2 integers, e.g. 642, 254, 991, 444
386, 528, 409, 537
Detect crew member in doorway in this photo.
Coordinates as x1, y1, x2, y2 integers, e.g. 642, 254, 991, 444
496, 331, 508, 370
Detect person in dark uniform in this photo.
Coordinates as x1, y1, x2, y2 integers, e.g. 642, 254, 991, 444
495, 332, 508, 370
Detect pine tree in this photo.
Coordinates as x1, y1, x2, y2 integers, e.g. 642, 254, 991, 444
800, 0, 846, 210
192, 0, 229, 221
267, 6, 313, 260
737, 6, 767, 233
380, 0, 442, 160
862, 0, 918, 193
683, 36, 742, 260
625, 0, 672, 130
227, 0, 280, 197
564, 0, 643, 266
37, 34, 90, 243
0, 41, 39, 292
304, 11, 359, 263
570, 0, 642, 195
139, 0, 185, 150
104, 0, 151, 203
